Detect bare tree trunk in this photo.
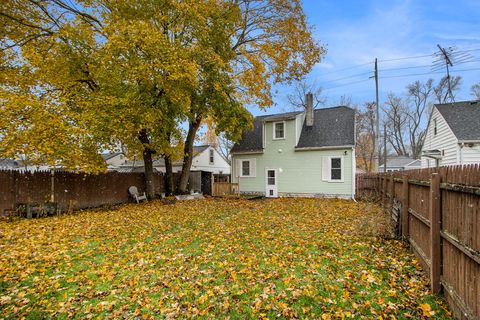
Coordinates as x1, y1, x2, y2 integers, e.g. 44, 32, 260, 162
139, 129, 155, 198
178, 116, 202, 194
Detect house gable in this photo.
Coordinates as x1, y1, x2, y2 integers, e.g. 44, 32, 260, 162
231, 106, 355, 154
421, 107, 459, 167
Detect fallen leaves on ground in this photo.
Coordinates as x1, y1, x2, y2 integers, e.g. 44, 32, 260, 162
0, 198, 451, 319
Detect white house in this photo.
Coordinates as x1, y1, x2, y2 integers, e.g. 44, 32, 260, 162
115, 145, 230, 174
101, 152, 127, 169
231, 94, 356, 199
421, 100, 480, 168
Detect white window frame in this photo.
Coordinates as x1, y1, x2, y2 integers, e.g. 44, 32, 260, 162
322, 156, 344, 183
239, 159, 256, 177
209, 149, 214, 165
273, 121, 286, 140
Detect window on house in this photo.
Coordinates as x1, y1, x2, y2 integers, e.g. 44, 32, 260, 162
242, 160, 250, 176
331, 157, 342, 180
209, 149, 214, 164
274, 122, 285, 139
434, 118, 437, 135
267, 170, 275, 185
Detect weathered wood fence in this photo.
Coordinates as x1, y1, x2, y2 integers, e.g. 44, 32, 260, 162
212, 181, 240, 197
356, 165, 480, 320
0, 170, 213, 216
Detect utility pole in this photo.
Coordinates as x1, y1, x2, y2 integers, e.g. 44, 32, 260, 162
383, 123, 387, 173
374, 58, 380, 171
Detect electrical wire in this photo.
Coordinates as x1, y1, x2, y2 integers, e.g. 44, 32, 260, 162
379, 67, 480, 79
324, 70, 373, 83
323, 78, 372, 91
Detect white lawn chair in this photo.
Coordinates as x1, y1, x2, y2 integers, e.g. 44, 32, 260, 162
129, 186, 147, 203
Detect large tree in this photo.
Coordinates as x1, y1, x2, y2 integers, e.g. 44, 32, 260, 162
1, 0, 246, 197
176, 0, 324, 193
1, 0, 323, 196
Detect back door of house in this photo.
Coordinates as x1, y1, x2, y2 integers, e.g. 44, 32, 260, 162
266, 169, 278, 198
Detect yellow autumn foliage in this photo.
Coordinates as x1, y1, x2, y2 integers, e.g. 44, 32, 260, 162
0, 198, 451, 318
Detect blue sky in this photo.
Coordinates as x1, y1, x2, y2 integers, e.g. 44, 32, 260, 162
257, 0, 480, 115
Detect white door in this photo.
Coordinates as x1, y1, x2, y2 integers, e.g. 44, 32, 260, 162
265, 169, 278, 198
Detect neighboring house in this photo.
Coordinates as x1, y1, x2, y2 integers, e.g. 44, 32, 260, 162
0, 158, 22, 170
153, 145, 230, 174
102, 152, 127, 169
421, 100, 480, 168
114, 145, 230, 174
377, 156, 421, 172
230, 96, 356, 198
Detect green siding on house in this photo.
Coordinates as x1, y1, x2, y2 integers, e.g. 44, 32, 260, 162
232, 117, 354, 197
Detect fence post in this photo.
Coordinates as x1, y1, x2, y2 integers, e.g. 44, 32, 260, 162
237, 176, 240, 197
429, 173, 441, 294
402, 175, 409, 240
382, 175, 387, 208
389, 174, 395, 207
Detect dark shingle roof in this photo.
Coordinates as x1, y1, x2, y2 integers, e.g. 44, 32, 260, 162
192, 145, 210, 153
231, 107, 355, 153
436, 100, 480, 141
230, 115, 267, 153
296, 106, 355, 148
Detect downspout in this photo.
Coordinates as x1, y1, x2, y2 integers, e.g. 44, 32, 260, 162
351, 147, 356, 202
459, 143, 464, 165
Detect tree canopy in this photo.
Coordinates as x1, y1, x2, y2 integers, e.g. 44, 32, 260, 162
1, 0, 324, 194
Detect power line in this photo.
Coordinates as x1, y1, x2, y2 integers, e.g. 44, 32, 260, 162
318, 46, 480, 77
378, 53, 434, 63
320, 61, 374, 75
325, 70, 373, 83
323, 78, 371, 91
379, 67, 480, 79
322, 66, 480, 91
379, 64, 432, 72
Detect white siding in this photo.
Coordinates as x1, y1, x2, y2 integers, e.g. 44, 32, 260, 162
459, 144, 480, 165
190, 146, 231, 174
421, 108, 459, 167
295, 113, 305, 146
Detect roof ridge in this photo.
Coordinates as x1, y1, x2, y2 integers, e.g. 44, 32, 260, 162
435, 100, 479, 107
314, 105, 355, 111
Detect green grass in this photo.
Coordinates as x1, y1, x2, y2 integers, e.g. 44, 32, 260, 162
0, 198, 451, 319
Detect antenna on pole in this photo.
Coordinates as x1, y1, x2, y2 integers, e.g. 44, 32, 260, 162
436, 44, 453, 101
432, 45, 474, 102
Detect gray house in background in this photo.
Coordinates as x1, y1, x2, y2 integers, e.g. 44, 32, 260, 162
377, 156, 421, 172
0, 159, 22, 170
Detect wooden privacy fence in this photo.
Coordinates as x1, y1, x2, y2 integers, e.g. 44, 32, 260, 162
0, 170, 214, 216
356, 165, 480, 320
0, 170, 165, 215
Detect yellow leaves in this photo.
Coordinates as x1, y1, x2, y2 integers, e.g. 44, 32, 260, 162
0, 198, 452, 318
420, 303, 436, 317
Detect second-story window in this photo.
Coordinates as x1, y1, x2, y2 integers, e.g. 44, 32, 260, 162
433, 118, 437, 135
209, 149, 214, 164
274, 122, 285, 139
